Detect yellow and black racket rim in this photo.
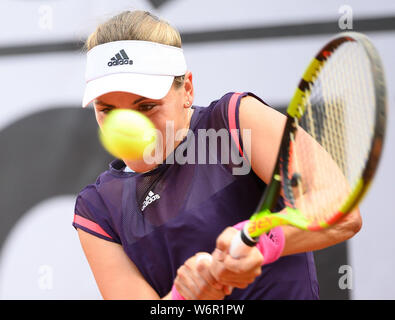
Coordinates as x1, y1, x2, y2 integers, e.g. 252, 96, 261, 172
248, 32, 386, 237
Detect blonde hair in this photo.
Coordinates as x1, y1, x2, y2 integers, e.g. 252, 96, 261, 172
85, 10, 185, 88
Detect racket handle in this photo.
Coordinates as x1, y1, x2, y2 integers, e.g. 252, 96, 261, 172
229, 228, 257, 258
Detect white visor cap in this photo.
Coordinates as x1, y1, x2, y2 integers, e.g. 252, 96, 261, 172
82, 40, 187, 107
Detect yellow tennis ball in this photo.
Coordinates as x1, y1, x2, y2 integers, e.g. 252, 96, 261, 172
99, 109, 157, 160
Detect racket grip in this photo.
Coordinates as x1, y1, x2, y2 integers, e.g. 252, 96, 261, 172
229, 229, 257, 258
231, 220, 285, 264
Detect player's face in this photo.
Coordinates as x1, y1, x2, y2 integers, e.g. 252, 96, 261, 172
93, 72, 194, 172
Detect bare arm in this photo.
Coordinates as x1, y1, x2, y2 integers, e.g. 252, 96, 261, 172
281, 209, 361, 255
77, 229, 172, 300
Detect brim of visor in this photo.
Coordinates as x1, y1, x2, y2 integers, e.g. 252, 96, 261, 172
82, 73, 175, 108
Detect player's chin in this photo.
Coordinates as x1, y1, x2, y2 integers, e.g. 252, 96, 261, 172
123, 158, 160, 172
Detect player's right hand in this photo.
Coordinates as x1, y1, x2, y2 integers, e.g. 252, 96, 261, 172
210, 227, 263, 288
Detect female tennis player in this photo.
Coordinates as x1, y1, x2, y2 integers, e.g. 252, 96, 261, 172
73, 10, 362, 300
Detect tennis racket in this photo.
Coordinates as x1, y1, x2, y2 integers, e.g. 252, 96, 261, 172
230, 31, 387, 257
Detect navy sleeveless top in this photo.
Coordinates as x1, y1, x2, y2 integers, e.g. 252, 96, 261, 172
73, 92, 319, 300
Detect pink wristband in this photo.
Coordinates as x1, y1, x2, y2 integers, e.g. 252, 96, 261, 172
171, 284, 185, 300
233, 220, 285, 265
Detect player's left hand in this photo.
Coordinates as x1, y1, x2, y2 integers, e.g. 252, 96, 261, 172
210, 227, 263, 289
174, 252, 230, 300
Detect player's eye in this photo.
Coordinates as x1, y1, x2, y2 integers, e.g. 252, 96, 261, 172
138, 104, 156, 113
99, 107, 113, 114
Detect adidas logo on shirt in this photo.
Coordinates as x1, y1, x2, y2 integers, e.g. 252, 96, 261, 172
107, 49, 133, 67
141, 191, 160, 212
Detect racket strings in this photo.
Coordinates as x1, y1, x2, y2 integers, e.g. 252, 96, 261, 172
290, 41, 376, 223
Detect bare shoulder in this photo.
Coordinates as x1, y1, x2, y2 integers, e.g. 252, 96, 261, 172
238, 95, 286, 184
239, 95, 285, 127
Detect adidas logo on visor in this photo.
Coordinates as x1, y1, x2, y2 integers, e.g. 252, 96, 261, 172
107, 49, 133, 67
141, 191, 160, 212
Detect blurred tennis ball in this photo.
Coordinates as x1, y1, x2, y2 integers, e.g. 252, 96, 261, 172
99, 109, 157, 160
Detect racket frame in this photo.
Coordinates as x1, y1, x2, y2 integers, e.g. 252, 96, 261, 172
239, 32, 387, 246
